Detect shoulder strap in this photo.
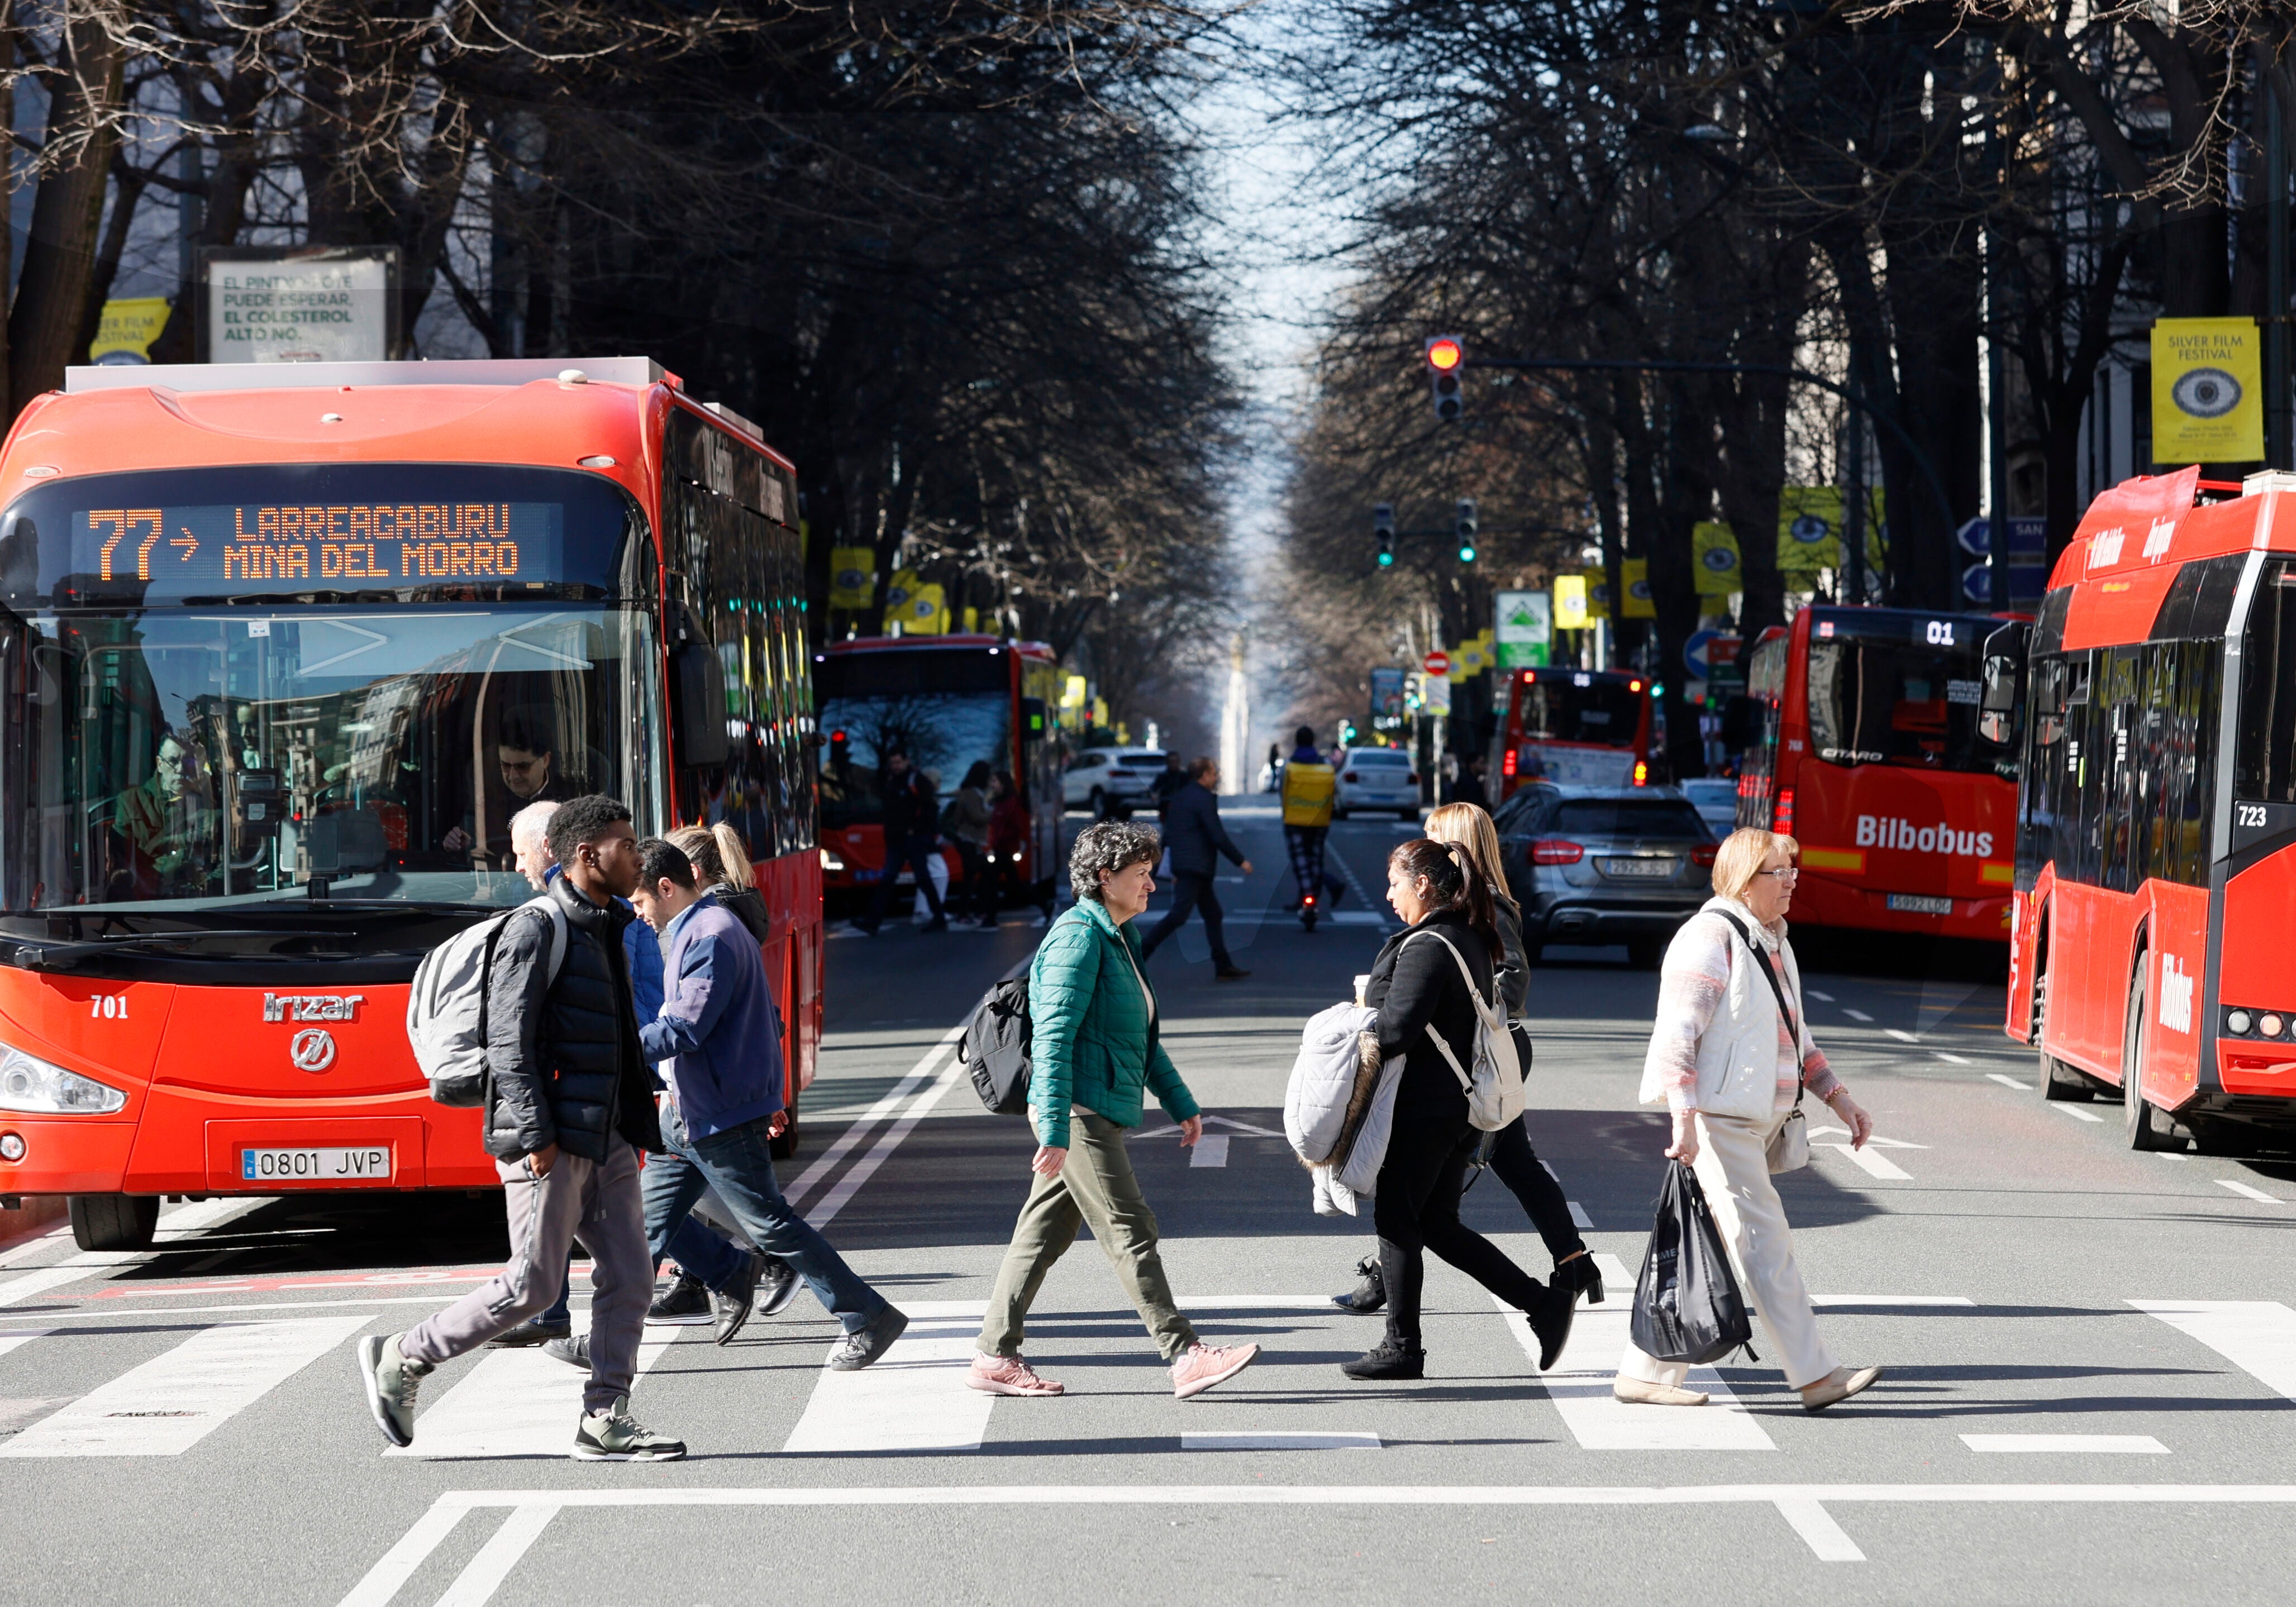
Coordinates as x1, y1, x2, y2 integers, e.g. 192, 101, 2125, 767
523, 895, 569, 983
1710, 909, 1805, 1100
1401, 928, 1494, 1094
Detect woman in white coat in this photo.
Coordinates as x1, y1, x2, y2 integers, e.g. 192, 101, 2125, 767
1613, 828, 1884, 1413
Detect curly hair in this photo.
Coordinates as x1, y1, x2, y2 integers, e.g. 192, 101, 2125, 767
1068, 818, 1161, 903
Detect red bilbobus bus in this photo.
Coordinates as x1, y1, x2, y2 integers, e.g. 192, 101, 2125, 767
1733, 604, 2022, 942
1488, 666, 1656, 800
2005, 467, 2296, 1153
0, 357, 822, 1249
813, 635, 1064, 908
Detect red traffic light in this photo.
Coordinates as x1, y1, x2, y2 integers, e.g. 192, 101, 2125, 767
1425, 337, 1464, 371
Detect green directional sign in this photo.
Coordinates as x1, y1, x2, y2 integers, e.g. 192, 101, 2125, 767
1494, 589, 1551, 668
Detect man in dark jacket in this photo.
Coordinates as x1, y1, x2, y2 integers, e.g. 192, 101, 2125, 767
1139, 757, 1252, 981
359, 795, 684, 1462
857, 750, 947, 934
631, 838, 908, 1370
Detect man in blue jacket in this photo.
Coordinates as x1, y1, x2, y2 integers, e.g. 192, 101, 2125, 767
630, 837, 908, 1371
1139, 757, 1252, 981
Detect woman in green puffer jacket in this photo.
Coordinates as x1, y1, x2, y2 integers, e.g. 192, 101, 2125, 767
968, 819, 1262, 1404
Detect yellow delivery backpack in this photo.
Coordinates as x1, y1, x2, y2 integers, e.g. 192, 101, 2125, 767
1282, 758, 1336, 828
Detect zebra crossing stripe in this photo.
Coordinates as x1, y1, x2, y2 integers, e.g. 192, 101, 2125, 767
384, 1324, 683, 1460
783, 1303, 994, 1455
0, 1315, 367, 1457
2131, 1300, 2296, 1400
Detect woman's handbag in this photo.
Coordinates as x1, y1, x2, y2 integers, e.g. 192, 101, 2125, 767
1630, 1161, 1755, 1365
1711, 910, 1811, 1174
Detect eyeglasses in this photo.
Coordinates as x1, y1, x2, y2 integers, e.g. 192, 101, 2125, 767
1757, 866, 1799, 881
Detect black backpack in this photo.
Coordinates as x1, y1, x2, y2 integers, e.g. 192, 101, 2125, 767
960, 976, 1035, 1115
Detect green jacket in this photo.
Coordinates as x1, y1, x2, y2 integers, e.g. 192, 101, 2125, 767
1027, 899, 1200, 1148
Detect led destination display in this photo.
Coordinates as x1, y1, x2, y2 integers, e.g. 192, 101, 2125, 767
82, 501, 561, 589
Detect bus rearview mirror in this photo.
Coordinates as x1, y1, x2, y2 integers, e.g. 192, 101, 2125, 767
671, 643, 730, 767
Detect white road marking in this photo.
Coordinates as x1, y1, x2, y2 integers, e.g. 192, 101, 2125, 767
0, 1224, 72, 1268
1497, 1296, 1777, 1452
1820, 1143, 1912, 1181
1136, 1114, 1288, 1140
783, 1303, 992, 1455
807, 1054, 972, 1229
1809, 1296, 1973, 1308
782, 1036, 959, 1210
1843, 1008, 1874, 1022
0, 1265, 96, 1309
1, 1315, 366, 1457
2051, 1104, 2106, 1123
1540, 1160, 1560, 1180
1775, 1496, 1865, 1561
1182, 1431, 1379, 1451
2132, 1300, 2296, 1400
1932, 1051, 1972, 1066
335, 1495, 483, 1607
434, 1503, 560, 1607
1962, 1434, 2168, 1455
2216, 1179, 2283, 1204
1806, 989, 1835, 1003
0, 1328, 50, 1360
1567, 1201, 1594, 1229
0, 1295, 510, 1325
1884, 1028, 1920, 1045
384, 1327, 680, 1460
1189, 1135, 1230, 1168
1987, 1074, 2032, 1091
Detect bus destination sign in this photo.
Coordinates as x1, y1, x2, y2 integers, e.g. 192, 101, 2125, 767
78, 501, 564, 592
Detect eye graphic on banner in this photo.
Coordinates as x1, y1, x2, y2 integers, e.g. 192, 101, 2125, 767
1692, 522, 1741, 595
827, 546, 877, 609
1552, 575, 1588, 629
1621, 558, 1655, 619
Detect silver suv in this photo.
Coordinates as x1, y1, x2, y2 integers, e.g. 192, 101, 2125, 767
1493, 785, 1717, 967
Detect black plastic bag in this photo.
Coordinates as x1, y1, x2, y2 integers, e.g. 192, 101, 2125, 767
1630, 1161, 1754, 1365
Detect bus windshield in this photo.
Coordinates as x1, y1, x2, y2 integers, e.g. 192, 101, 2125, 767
1517, 675, 1640, 747
1804, 613, 2010, 775
816, 648, 1012, 828
1, 604, 660, 919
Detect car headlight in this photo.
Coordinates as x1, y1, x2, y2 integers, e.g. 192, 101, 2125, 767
0, 1047, 127, 1114
820, 847, 846, 872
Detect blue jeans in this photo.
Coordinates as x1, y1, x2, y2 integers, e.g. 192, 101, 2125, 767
642, 1103, 884, 1333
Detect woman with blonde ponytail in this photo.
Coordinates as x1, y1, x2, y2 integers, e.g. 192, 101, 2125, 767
666, 823, 769, 945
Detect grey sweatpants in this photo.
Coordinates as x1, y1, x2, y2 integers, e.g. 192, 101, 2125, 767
399, 1139, 651, 1415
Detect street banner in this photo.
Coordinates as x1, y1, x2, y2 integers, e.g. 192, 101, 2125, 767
884, 568, 921, 618
895, 581, 946, 634
1061, 673, 1088, 709
1778, 485, 1886, 572
1622, 558, 1655, 618
89, 297, 172, 364
2151, 317, 2264, 464
199, 245, 398, 362
1692, 521, 1741, 595
1495, 590, 1551, 667
1553, 574, 1588, 629
1370, 666, 1407, 732
1452, 636, 1488, 681
827, 546, 877, 609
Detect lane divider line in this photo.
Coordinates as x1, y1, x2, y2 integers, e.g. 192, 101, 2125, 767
1987, 1074, 2031, 1091
2216, 1179, 2283, 1205
2050, 1104, 2107, 1123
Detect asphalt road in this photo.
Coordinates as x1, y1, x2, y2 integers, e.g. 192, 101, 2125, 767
6, 794, 2296, 1605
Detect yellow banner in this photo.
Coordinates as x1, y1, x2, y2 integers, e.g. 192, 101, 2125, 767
1693, 521, 1741, 595
883, 568, 921, 616
827, 546, 876, 609
1778, 487, 1885, 573
1451, 637, 1487, 681
895, 581, 947, 635
1622, 557, 1655, 619
89, 296, 172, 364
1553, 574, 1588, 629
2151, 317, 2264, 464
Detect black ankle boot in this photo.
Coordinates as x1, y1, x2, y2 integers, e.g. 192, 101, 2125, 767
1341, 1337, 1425, 1380
1556, 1252, 1604, 1305
1526, 1280, 1578, 1371
1331, 1256, 1386, 1314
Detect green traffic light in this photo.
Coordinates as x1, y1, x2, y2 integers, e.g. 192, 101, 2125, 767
1377, 551, 1394, 567
1457, 544, 1476, 563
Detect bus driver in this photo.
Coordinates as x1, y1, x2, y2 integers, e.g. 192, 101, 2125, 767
112, 728, 218, 894
445, 708, 578, 853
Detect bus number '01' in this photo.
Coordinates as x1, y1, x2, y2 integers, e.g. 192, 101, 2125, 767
1925, 620, 1958, 646
89, 994, 129, 1019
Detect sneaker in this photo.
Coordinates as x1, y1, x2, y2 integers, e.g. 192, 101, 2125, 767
570, 1394, 685, 1461
487, 1313, 571, 1348
544, 1334, 590, 1370
965, 1353, 1065, 1396
755, 1256, 801, 1319
356, 1332, 431, 1448
711, 1252, 761, 1346
827, 1304, 909, 1371
1171, 1341, 1259, 1400
647, 1272, 713, 1325
1214, 966, 1252, 981
1340, 1338, 1425, 1380
1331, 1255, 1387, 1314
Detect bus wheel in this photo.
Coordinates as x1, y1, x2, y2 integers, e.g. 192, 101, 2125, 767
2122, 962, 2183, 1152
69, 1193, 158, 1253
2034, 972, 2093, 1102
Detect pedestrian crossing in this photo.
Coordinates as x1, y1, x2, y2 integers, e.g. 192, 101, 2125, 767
11, 1282, 2296, 1463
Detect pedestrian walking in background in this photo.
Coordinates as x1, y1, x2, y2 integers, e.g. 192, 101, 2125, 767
1613, 827, 1883, 1412
986, 770, 1042, 927
1450, 755, 1489, 810
1149, 750, 1190, 822
969, 821, 1260, 1401
1139, 757, 1252, 981
1341, 837, 1578, 1382
856, 750, 947, 934
630, 837, 909, 1371
1333, 803, 1603, 1317
1278, 725, 1345, 929
945, 762, 997, 927
359, 795, 685, 1461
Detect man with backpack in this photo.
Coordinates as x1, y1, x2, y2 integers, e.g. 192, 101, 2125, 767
360, 795, 685, 1461
856, 750, 947, 934
1279, 726, 1346, 929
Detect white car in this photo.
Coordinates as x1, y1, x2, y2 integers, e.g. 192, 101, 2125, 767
1678, 777, 1741, 840
1334, 746, 1421, 819
1063, 748, 1170, 817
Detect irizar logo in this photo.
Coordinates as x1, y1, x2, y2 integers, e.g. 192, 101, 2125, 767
2142, 517, 2176, 561
1855, 815, 1995, 858
2158, 951, 2194, 1035
2088, 526, 2126, 568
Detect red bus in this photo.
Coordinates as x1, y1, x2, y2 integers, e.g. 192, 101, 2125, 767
2006, 467, 2296, 1153
1488, 666, 1656, 800
1732, 605, 2021, 942
0, 356, 823, 1248
813, 635, 1065, 909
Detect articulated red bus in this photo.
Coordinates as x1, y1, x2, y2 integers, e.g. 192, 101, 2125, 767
813, 635, 1065, 908
2006, 468, 2296, 1153
0, 357, 822, 1249
1733, 605, 2022, 942
1488, 666, 1655, 801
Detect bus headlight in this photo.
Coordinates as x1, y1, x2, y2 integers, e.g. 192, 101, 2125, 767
820, 848, 846, 872
0, 1048, 127, 1114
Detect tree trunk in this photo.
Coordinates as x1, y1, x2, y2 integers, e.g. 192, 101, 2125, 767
8, 14, 126, 416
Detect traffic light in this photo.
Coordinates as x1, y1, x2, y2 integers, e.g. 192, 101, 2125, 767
1373, 502, 1395, 568
1426, 336, 1465, 422
1455, 498, 1479, 563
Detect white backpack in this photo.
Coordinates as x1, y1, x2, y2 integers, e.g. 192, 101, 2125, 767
406, 897, 568, 1107
1404, 928, 1525, 1132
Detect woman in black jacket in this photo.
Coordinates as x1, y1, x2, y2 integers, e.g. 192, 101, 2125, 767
668, 823, 770, 943
1344, 838, 1578, 1381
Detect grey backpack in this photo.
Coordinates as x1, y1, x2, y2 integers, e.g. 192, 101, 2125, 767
406, 897, 568, 1107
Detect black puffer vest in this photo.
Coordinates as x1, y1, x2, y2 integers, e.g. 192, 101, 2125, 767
537, 876, 663, 1160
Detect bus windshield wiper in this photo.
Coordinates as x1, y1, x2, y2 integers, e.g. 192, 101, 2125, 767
7, 931, 283, 969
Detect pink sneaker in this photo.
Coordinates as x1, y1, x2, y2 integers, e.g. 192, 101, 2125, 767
1171, 1341, 1260, 1400
966, 1353, 1064, 1396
